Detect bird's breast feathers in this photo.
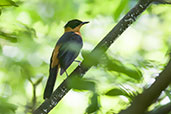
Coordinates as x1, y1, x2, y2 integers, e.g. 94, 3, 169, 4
51, 32, 83, 68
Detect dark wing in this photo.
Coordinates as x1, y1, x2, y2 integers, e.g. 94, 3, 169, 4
44, 42, 61, 99
57, 32, 83, 75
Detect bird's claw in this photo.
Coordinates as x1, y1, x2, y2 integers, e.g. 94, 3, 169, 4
74, 60, 82, 66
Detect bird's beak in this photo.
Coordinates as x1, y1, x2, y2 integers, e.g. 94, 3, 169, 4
82, 21, 89, 25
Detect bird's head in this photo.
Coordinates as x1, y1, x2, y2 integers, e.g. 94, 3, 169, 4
64, 19, 89, 33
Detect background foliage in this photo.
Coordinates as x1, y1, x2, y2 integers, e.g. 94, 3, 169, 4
0, 0, 171, 114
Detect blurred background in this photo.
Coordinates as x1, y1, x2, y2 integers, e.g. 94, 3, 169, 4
0, 0, 171, 114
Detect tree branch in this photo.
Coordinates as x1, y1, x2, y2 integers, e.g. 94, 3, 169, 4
119, 59, 171, 114
33, 0, 154, 113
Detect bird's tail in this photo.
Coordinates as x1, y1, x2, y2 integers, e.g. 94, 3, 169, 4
43, 65, 59, 99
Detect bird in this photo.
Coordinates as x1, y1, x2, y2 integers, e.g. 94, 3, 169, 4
43, 19, 89, 99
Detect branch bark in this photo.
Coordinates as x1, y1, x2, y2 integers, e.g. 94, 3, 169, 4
119, 59, 171, 114
33, 0, 154, 113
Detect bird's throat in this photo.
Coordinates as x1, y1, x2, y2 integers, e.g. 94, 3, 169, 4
65, 26, 81, 36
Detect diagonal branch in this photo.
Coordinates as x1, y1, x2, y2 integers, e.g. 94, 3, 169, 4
119, 59, 171, 114
33, 0, 154, 113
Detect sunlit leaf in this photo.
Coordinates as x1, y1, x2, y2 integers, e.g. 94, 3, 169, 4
0, 0, 18, 7
114, 0, 128, 21
68, 77, 95, 91
86, 93, 100, 114
104, 55, 142, 81
83, 49, 104, 67
105, 87, 136, 99
82, 50, 91, 59
120, 64, 142, 80
0, 31, 17, 42
105, 88, 126, 96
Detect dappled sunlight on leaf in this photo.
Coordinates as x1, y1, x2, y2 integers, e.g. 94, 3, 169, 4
105, 87, 137, 100
0, 0, 18, 7
67, 77, 96, 92
114, 0, 129, 21
100, 54, 143, 81
0, 31, 17, 42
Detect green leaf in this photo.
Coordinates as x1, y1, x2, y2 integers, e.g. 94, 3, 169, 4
105, 87, 137, 100
105, 56, 142, 81
0, 0, 18, 7
0, 97, 17, 114
120, 64, 142, 80
35, 77, 43, 86
68, 77, 95, 91
105, 88, 137, 100
81, 50, 91, 59
105, 88, 130, 97
0, 31, 17, 43
113, 0, 128, 21
83, 49, 104, 67
165, 90, 171, 101
105, 88, 125, 96
86, 93, 100, 114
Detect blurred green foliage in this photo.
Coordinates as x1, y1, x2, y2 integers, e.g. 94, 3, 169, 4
86, 93, 100, 114
0, 97, 17, 114
0, 0, 171, 114
68, 77, 96, 92
114, 0, 129, 21
0, 0, 18, 7
102, 54, 143, 81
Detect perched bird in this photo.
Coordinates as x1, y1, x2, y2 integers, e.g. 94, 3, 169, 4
43, 19, 89, 99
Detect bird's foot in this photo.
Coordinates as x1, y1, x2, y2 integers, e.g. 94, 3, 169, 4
74, 60, 82, 66
65, 71, 69, 77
